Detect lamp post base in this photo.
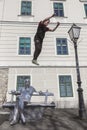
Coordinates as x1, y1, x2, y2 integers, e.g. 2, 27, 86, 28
77, 88, 87, 119
79, 109, 87, 120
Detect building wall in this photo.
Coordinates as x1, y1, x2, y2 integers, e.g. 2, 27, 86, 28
0, 22, 87, 66
0, 0, 87, 23
7, 67, 87, 108
0, 0, 87, 108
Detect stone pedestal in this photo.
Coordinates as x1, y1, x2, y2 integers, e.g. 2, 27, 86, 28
8, 103, 55, 122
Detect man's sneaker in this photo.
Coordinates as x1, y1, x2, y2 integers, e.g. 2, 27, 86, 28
10, 120, 17, 126
32, 60, 39, 65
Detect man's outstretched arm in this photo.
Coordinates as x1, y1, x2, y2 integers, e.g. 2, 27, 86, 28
48, 22, 60, 32
42, 14, 55, 23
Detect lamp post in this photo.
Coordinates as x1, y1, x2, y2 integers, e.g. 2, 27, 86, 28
68, 24, 87, 119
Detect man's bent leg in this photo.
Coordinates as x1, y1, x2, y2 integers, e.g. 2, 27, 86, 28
32, 39, 42, 65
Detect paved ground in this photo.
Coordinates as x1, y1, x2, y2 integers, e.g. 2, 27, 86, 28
0, 108, 87, 130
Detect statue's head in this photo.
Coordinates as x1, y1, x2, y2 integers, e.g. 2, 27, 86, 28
24, 79, 30, 87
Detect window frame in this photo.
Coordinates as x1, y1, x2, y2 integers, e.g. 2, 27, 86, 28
20, 0, 32, 16
58, 75, 73, 97
56, 38, 68, 55
18, 37, 31, 56
53, 2, 64, 17
84, 4, 87, 17
16, 75, 31, 91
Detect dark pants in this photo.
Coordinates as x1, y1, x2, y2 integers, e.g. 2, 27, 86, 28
33, 39, 42, 60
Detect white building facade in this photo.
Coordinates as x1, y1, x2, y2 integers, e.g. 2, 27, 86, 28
0, 0, 87, 108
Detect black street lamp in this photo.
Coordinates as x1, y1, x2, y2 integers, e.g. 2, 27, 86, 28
68, 24, 87, 119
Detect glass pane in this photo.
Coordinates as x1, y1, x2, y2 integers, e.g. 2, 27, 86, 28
59, 76, 64, 82
63, 46, 68, 54
27, 9, 31, 15
63, 46, 67, 50
57, 46, 62, 54
66, 76, 71, 82
20, 38, 25, 43
59, 10, 64, 17
67, 93, 73, 97
63, 51, 68, 55
54, 3, 58, 9
84, 4, 87, 16
54, 10, 59, 16
58, 3, 63, 9
25, 38, 30, 43
20, 43, 24, 47
62, 39, 66, 44
60, 85, 66, 97
20, 47, 24, 51
66, 85, 73, 97
27, 1, 31, 7
57, 38, 61, 43
25, 47, 31, 54
19, 50, 24, 54
84, 4, 87, 9
26, 50, 30, 54
26, 44, 30, 48
22, 1, 26, 6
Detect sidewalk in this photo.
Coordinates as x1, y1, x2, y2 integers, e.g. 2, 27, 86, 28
0, 108, 87, 130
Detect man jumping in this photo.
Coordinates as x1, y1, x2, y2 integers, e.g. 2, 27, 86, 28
32, 14, 60, 65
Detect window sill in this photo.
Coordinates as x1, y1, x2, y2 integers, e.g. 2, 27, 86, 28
17, 54, 32, 56
55, 54, 69, 56
54, 16, 68, 18
83, 17, 87, 19
18, 15, 34, 17
50, 0, 66, 1
60, 96, 73, 98
79, 0, 87, 2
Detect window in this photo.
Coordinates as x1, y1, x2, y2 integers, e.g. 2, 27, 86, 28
59, 75, 73, 97
84, 4, 87, 17
56, 38, 68, 55
21, 1, 32, 15
19, 37, 31, 55
53, 3, 64, 17
17, 75, 31, 90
